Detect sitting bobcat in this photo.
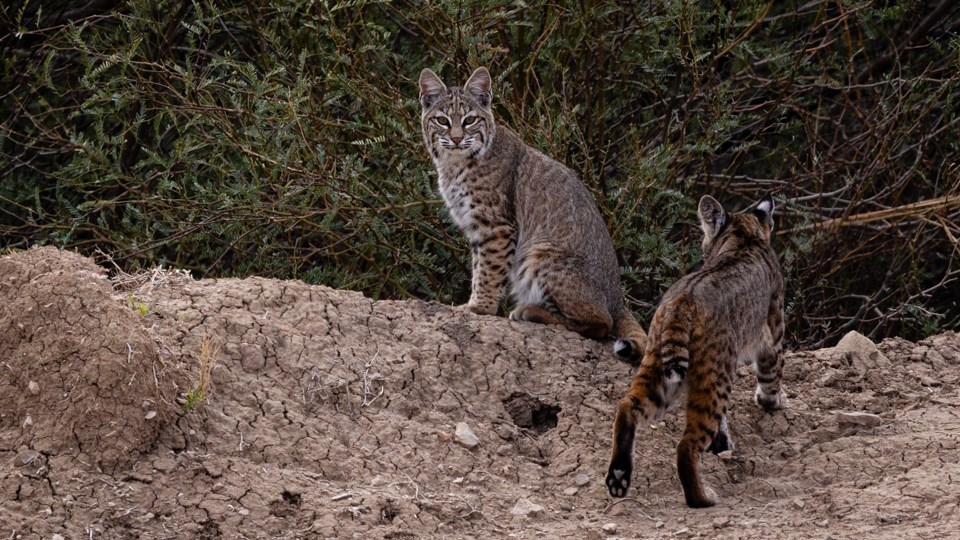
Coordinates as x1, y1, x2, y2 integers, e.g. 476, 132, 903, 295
605, 194, 785, 508
418, 66, 646, 354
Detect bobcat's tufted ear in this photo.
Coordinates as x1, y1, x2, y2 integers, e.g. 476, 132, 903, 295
698, 195, 727, 240
748, 193, 776, 232
419, 68, 447, 109
464, 67, 492, 109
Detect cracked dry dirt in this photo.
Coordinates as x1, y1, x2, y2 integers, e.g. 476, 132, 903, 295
2, 247, 959, 539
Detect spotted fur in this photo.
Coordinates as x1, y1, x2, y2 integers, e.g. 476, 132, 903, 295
418, 67, 646, 351
606, 194, 785, 508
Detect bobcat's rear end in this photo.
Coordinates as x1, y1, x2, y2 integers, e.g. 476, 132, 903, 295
606, 194, 785, 508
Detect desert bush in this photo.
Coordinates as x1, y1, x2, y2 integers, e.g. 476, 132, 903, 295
1, 0, 958, 347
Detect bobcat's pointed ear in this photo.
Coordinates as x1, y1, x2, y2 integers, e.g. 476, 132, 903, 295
419, 68, 447, 109
750, 193, 776, 232
698, 195, 727, 239
464, 67, 492, 109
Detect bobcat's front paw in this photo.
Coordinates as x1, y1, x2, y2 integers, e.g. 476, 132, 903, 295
509, 304, 554, 324
605, 455, 633, 498
456, 301, 496, 316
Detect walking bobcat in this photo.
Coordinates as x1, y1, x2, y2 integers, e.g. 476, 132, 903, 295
605, 194, 785, 508
418, 66, 646, 353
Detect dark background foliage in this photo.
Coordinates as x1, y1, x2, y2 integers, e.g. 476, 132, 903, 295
2, 0, 959, 348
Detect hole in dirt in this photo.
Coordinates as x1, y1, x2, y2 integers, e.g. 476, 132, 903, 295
282, 490, 302, 506
502, 392, 560, 434
380, 503, 399, 523
271, 490, 302, 517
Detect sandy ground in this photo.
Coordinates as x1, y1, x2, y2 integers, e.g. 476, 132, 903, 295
2, 247, 959, 539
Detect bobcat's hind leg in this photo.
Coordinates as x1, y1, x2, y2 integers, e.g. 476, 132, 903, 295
677, 359, 732, 508
607, 358, 675, 498
753, 341, 785, 411
705, 415, 734, 455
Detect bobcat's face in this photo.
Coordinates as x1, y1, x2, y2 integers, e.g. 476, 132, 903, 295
419, 68, 495, 160
698, 194, 775, 259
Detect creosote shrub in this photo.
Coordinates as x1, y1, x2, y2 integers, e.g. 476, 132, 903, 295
2, 0, 958, 347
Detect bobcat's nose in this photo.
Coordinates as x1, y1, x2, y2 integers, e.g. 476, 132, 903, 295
450, 136, 463, 145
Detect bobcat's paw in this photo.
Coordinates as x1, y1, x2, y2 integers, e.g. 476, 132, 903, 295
457, 302, 496, 316
706, 429, 735, 455
755, 386, 785, 411
509, 304, 553, 324
685, 486, 718, 508
605, 457, 633, 498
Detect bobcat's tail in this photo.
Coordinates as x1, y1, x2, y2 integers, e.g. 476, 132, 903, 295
612, 310, 648, 363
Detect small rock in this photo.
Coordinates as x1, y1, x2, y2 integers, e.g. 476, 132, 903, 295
16, 449, 41, 467
144, 411, 157, 420
23, 415, 32, 428
437, 431, 452, 442
601, 522, 618, 534
509, 497, 543, 517
833, 331, 890, 371
52, 535, 65, 540
794, 499, 805, 509
575, 473, 590, 486
717, 450, 733, 460
674, 527, 690, 537
655, 521, 665, 529
560, 503, 573, 512
28, 381, 39, 395
237, 507, 250, 516
331, 492, 352, 501
455, 422, 479, 449
239, 343, 265, 372
563, 487, 578, 496
712, 516, 730, 528
452, 477, 464, 484
816, 519, 829, 527
836, 411, 882, 427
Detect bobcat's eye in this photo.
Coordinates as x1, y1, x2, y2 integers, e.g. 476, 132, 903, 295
434, 117, 450, 127
462, 116, 478, 127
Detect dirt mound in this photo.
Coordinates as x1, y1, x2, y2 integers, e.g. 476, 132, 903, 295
1, 248, 959, 539
0, 248, 176, 477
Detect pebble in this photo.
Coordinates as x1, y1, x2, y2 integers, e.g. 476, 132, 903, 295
455, 422, 479, 449
510, 498, 543, 517
28, 381, 39, 395
563, 487, 578, 496
674, 527, 690, 537
601, 522, 618, 534
144, 411, 157, 420
560, 503, 573, 512
794, 499, 805, 509
575, 473, 590, 486
16, 449, 41, 467
239, 343, 265, 372
238, 508, 250, 516
712, 516, 730, 528
836, 412, 882, 427
23, 415, 32, 428
655, 521, 665, 529
816, 519, 829, 527
52, 535, 64, 540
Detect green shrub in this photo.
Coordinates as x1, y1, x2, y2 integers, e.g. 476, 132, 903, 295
2, 0, 958, 347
